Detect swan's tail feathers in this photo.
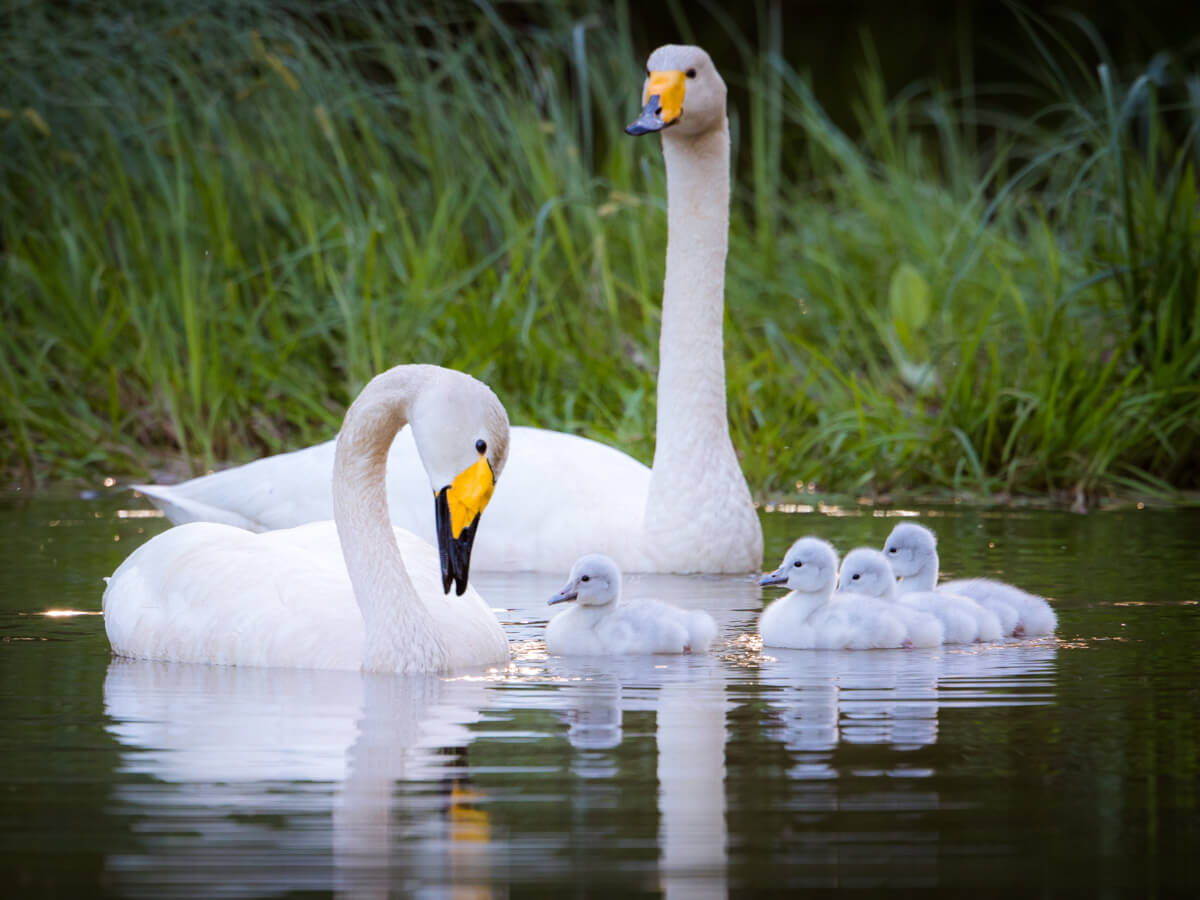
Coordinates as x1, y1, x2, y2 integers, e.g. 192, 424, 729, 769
685, 610, 719, 652
131, 484, 264, 532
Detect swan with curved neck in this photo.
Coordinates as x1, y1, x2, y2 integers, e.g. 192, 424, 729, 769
103, 364, 511, 673
131, 45, 761, 575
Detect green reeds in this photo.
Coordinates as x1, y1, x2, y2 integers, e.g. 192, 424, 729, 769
1, 0, 1196, 501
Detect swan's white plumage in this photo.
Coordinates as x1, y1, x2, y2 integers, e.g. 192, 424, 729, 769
545, 554, 718, 656
104, 365, 511, 674
758, 538, 943, 650
883, 522, 1056, 637
103, 521, 506, 671
132, 45, 761, 576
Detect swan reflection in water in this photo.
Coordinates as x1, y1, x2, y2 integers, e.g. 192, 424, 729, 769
103, 659, 496, 898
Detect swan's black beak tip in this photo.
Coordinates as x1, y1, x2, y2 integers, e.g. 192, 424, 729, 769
626, 95, 668, 136
434, 489, 480, 597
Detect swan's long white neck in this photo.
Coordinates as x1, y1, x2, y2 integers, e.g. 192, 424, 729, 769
644, 122, 757, 564
333, 367, 447, 672
899, 551, 939, 595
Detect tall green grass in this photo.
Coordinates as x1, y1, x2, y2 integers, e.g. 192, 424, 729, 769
2, 0, 1197, 501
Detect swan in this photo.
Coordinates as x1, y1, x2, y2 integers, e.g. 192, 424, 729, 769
833, 548, 946, 648
102, 364, 512, 673
544, 553, 718, 655
132, 44, 761, 576
883, 522, 1057, 636
758, 538, 942, 649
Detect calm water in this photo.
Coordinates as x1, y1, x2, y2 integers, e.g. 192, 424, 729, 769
1, 490, 1197, 897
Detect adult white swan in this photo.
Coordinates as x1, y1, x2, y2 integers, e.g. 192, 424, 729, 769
132, 44, 761, 575
103, 364, 511, 673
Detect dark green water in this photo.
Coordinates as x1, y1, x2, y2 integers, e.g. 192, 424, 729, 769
1, 490, 1197, 897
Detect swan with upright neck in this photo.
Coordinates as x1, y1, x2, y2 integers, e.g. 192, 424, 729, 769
103, 364, 511, 673
131, 45, 761, 575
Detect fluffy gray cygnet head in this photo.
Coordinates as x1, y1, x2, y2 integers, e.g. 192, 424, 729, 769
837, 548, 899, 600
759, 537, 838, 594
549, 553, 622, 607
882, 522, 939, 579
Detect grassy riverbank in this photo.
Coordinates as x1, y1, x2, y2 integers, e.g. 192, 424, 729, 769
2, 0, 1198, 501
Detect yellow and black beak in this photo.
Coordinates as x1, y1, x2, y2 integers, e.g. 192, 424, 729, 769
625, 70, 686, 135
434, 454, 495, 596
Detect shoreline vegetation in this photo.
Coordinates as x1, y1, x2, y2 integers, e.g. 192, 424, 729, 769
2, 1, 1198, 506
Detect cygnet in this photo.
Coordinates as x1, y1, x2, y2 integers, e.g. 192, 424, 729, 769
546, 554, 717, 655
834, 548, 945, 648
883, 522, 1056, 636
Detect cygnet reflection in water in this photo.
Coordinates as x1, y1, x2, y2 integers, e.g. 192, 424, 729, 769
546, 554, 718, 655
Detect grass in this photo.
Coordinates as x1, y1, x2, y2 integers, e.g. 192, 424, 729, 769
1, 0, 1197, 503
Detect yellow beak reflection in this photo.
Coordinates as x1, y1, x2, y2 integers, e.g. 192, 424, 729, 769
434, 454, 495, 596
625, 70, 687, 135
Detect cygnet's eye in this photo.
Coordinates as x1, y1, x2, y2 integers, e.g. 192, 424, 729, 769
888, 547, 897, 553
475, 439, 487, 454
581, 575, 590, 583
793, 560, 803, 568
851, 573, 860, 580
686, 67, 697, 79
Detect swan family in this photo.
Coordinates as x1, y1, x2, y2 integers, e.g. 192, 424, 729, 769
102, 45, 1058, 673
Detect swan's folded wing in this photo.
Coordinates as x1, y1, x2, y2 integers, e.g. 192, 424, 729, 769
134, 443, 341, 531
103, 521, 363, 670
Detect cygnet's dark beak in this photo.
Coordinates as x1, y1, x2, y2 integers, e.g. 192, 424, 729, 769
759, 568, 788, 587
548, 583, 579, 605
434, 488, 479, 596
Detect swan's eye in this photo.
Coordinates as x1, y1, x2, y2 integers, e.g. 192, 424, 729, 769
686, 68, 696, 79
645, 67, 650, 77
475, 439, 487, 455
888, 547, 897, 553
793, 561, 802, 568
581, 575, 590, 582
851, 573, 860, 580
